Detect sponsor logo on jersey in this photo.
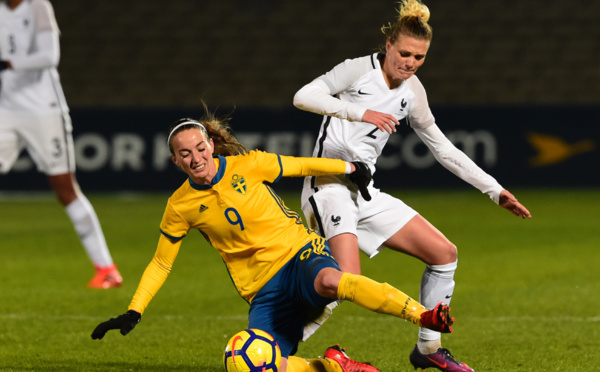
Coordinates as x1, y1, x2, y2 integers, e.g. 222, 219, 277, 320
230, 174, 246, 194
357, 89, 372, 95
199, 204, 209, 213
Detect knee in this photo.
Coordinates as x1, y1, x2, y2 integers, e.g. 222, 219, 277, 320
445, 242, 458, 263
430, 241, 457, 265
48, 175, 80, 206
314, 268, 342, 299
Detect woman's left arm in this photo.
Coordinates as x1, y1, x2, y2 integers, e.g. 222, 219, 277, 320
414, 124, 504, 203
279, 155, 349, 178
414, 124, 531, 218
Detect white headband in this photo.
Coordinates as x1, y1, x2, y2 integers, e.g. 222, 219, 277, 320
167, 120, 206, 147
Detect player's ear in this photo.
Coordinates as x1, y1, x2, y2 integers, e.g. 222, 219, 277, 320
171, 154, 178, 166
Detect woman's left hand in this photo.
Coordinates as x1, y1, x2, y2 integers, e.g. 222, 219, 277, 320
499, 190, 532, 219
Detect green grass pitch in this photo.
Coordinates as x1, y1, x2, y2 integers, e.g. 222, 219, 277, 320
1, 188, 598, 371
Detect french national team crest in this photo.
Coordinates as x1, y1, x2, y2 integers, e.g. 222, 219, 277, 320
230, 174, 246, 195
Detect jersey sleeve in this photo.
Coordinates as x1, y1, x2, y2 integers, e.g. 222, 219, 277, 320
279, 155, 348, 178
159, 199, 190, 241
235, 150, 284, 183
319, 56, 374, 94
406, 76, 435, 129
128, 234, 181, 314
243, 151, 348, 182
293, 55, 375, 122
10, 0, 60, 71
32, 0, 60, 33
414, 124, 504, 203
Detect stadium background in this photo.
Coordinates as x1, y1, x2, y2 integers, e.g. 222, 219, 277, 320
2, 0, 599, 191
1, 2, 599, 370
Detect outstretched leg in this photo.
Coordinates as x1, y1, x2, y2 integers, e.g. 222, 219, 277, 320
315, 268, 454, 333
285, 346, 379, 372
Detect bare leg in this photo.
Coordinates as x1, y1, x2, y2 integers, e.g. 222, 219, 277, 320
327, 232, 361, 274
384, 215, 457, 353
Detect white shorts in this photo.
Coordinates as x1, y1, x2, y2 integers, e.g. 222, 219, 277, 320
301, 175, 418, 257
0, 112, 75, 175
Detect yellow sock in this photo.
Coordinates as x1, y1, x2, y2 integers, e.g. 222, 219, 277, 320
287, 356, 343, 372
286, 356, 311, 372
306, 358, 344, 372
337, 272, 426, 325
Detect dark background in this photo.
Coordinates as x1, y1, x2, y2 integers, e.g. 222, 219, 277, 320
2, 0, 599, 191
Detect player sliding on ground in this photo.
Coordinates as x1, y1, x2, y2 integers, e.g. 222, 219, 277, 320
91, 111, 455, 372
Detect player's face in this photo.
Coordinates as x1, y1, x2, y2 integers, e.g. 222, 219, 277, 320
383, 35, 429, 88
170, 128, 216, 184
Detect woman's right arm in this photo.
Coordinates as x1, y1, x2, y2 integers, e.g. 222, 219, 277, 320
128, 234, 182, 314
293, 57, 398, 133
293, 78, 367, 122
91, 234, 182, 340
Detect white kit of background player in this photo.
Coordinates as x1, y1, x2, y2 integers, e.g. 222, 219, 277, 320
0, 0, 122, 288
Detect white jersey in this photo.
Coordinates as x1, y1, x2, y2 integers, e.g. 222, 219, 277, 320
294, 52, 503, 204
0, 0, 68, 114
306, 53, 435, 169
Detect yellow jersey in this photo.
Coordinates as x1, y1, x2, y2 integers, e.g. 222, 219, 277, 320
129, 150, 348, 312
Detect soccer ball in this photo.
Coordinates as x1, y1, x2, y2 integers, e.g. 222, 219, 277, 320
223, 328, 281, 372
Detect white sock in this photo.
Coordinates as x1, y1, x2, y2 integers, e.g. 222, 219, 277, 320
418, 260, 458, 344
302, 300, 340, 342
417, 338, 442, 355
65, 196, 113, 267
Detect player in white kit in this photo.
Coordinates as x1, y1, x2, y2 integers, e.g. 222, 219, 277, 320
294, 0, 531, 371
0, 0, 122, 289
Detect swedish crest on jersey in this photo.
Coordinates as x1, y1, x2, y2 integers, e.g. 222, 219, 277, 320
230, 174, 247, 195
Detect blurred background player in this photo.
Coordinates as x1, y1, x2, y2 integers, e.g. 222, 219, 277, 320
0, 0, 122, 288
294, 0, 531, 371
91, 115, 455, 372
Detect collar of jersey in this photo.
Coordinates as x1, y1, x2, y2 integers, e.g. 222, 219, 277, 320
187, 155, 226, 190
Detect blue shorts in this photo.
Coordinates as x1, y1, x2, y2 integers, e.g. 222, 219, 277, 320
248, 238, 340, 357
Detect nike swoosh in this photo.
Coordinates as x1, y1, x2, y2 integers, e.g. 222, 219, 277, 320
231, 335, 243, 366
426, 356, 447, 369
358, 89, 372, 95
445, 295, 452, 299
